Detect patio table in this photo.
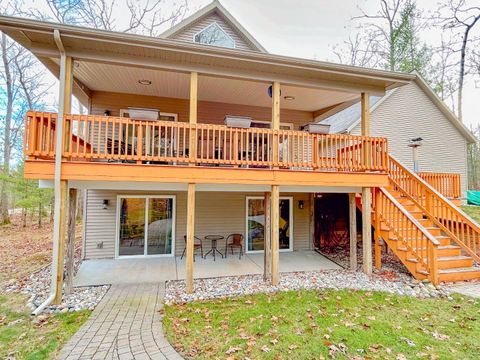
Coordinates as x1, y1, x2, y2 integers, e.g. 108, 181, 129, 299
203, 235, 224, 261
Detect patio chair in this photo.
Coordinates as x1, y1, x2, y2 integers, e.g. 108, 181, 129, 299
225, 233, 244, 259
181, 235, 203, 261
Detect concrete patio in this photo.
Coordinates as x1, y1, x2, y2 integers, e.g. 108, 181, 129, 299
74, 250, 341, 287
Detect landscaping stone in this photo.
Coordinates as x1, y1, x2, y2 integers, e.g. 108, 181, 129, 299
2, 247, 109, 314
164, 269, 452, 305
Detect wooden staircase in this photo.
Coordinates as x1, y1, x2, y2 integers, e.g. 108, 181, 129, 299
359, 156, 480, 284
377, 187, 480, 282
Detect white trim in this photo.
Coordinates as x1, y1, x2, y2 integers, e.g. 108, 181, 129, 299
245, 196, 293, 254
193, 21, 236, 49
345, 89, 398, 134
115, 194, 176, 258
160, 1, 267, 52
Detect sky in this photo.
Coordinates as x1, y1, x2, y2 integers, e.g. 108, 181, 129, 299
13, 0, 480, 129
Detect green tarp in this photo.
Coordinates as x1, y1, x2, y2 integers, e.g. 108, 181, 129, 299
467, 190, 480, 206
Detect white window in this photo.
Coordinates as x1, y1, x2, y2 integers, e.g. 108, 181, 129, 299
116, 195, 176, 257
194, 22, 235, 49
245, 196, 293, 253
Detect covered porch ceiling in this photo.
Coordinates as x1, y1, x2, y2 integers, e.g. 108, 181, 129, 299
69, 60, 360, 112
0, 15, 415, 110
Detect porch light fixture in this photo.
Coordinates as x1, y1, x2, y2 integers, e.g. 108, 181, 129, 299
102, 199, 109, 209
284, 95, 295, 101
138, 79, 152, 85
298, 200, 304, 209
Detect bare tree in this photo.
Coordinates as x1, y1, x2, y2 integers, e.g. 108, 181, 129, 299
332, 0, 431, 76
436, 0, 480, 122
20, 0, 189, 36
332, 33, 382, 68
0, 33, 13, 224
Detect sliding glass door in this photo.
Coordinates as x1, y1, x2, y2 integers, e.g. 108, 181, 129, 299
118, 196, 175, 257
246, 196, 293, 253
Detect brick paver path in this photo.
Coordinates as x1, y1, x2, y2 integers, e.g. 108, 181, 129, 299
59, 283, 183, 360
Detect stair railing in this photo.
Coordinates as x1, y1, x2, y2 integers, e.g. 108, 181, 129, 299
388, 155, 480, 263
375, 188, 440, 283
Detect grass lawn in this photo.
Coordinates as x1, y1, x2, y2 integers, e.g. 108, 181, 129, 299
164, 289, 480, 359
0, 293, 90, 359
462, 205, 480, 223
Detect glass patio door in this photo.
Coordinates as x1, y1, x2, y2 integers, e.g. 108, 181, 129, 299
246, 197, 293, 253
118, 196, 175, 257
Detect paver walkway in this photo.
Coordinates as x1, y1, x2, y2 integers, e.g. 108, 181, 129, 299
59, 283, 183, 360
448, 281, 480, 298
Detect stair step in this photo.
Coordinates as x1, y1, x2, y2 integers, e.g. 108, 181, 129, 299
437, 256, 474, 269
439, 267, 480, 282
435, 235, 451, 245
397, 245, 461, 257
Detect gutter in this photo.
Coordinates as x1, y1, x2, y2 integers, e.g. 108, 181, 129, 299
32, 28, 66, 316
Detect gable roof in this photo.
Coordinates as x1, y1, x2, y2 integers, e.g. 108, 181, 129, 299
160, 0, 267, 53
318, 73, 477, 144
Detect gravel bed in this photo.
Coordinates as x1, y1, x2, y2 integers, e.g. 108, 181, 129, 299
165, 270, 452, 305
3, 247, 109, 314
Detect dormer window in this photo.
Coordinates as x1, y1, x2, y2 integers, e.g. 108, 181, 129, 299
194, 22, 235, 49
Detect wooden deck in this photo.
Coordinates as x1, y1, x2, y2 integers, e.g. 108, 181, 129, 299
24, 111, 390, 186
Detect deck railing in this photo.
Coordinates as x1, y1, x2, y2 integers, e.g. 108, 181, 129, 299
418, 172, 461, 199
24, 111, 389, 173
375, 187, 439, 283
388, 156, 480, 263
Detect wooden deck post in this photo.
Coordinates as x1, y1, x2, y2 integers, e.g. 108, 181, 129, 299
52, 50, 73, 305
348, 193, 357, 270
271, 81, 280, 167
189, 72, 198, 165
54, 180, 68, 303
63, 56, 73, 154
270, 185, 280, 285
64, 188, 77, 295
264, 192, 271, 281
186, 183, 196, 293
374, 189, 382, 270
361, 92, 370, 168
362, 187, 372, 275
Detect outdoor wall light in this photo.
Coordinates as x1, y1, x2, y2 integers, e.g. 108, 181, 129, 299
298, 200, 304, 209
104, 110, 110, 116
102, 199, 109, 209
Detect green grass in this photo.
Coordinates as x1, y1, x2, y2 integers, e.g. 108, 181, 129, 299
462, 205, 480, 223
0, 294, 90, 360
163, 289, 480, 359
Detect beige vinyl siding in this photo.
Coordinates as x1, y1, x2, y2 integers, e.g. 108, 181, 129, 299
84, 190, 311, 259
351, 82, 468, 195
90, 91, 313, 130
168, 11, 256, 52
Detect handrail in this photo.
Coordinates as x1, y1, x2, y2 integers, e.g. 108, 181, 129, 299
376, 187, 439, 283
24, 111, 389, 173
388, 155, 480, 263
418, 172, 461, 199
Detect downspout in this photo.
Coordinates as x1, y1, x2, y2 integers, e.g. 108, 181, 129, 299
32, 29, 67, 315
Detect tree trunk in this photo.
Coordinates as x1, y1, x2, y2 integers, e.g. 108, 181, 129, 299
64, 188, 77, 295
50, 196, 54, 222
0, 33, 12, 225
38, 202, 42, 228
